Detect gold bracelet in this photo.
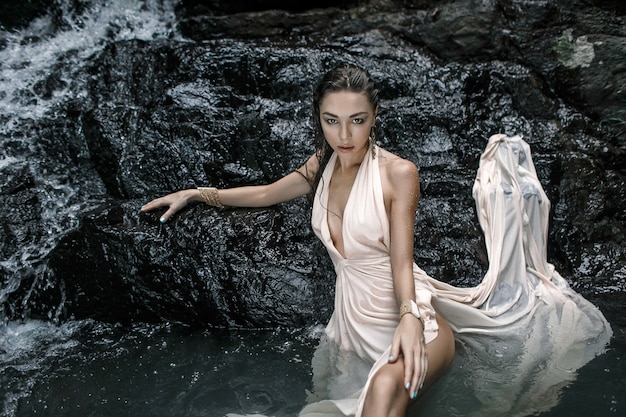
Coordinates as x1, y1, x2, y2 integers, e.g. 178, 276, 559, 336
399, 300, 421, 320
198, 187, 224, 208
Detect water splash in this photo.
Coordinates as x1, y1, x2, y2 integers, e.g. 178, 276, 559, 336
0, 0, 181, 320
0, 0, 179, 128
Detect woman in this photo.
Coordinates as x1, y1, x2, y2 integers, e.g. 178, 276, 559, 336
141, 64, 611, 417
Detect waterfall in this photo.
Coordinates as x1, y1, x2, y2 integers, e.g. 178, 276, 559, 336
0, 0, 179, 321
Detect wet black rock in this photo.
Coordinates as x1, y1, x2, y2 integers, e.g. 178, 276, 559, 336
3, 0, 625, 327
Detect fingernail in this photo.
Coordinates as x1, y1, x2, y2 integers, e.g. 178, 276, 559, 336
420, 383, 423, 389
388, 355, 393, 361
160, 217, 167, 223
405, 382, 411, 390
412, 391, 418, 399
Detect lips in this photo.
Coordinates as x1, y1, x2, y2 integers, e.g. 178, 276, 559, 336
338, 146, 354, 152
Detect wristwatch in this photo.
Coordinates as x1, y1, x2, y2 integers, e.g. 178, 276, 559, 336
399, 300, 421, 320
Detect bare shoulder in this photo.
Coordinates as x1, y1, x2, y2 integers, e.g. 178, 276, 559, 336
377, 148, 419, 188
297, 152, 320, 183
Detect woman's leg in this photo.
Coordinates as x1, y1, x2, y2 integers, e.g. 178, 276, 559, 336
361, 317, 455, 417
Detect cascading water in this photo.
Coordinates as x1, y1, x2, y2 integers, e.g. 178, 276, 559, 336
0, 2, 324, 415
0, 0, 180, 322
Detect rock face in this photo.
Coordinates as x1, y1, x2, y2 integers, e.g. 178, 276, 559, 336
1, 0, 624, 327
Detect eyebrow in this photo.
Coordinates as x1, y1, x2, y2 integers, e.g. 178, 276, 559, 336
321, 111, 370, 118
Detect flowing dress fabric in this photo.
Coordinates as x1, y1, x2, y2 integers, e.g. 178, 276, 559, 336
299, 135, 612, 417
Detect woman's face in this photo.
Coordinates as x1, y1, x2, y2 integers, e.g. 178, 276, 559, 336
319, 91, 377, 159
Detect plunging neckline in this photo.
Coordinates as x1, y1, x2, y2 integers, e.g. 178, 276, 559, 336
324, 152, 368, 260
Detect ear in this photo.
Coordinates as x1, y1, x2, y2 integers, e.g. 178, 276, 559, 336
373, 105, 379, 122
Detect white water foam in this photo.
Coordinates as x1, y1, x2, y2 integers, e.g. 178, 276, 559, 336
0, 0, 183, 315
0, 0, 180, 133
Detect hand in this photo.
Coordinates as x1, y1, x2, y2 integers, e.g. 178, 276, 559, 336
388, 314, 427, 399
140, 189, 198, 223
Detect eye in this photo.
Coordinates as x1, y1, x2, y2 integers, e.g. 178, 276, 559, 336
353, 118, 364, 124
325, 118, 337, 125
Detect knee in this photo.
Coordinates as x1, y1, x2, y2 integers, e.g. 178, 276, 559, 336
363, 365, 408, 417
368, 365, 405, 401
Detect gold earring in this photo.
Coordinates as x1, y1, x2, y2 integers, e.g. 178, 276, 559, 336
369, 127, 377, 158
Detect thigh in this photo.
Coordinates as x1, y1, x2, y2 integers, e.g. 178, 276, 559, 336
376, 315, 455, 392
422, 315, 455, 388
361, 316, 456, 416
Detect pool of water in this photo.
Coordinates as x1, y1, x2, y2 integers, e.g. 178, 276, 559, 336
1, 292, 623, 417
0, 322, 319, 417
534, 292, 624, 417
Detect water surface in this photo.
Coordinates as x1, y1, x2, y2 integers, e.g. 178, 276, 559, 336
1, 295, 622, 417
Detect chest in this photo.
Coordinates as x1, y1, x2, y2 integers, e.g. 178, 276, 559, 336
327, 166, 359, 220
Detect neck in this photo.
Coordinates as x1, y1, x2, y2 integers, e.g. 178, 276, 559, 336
336, 146, 369, 172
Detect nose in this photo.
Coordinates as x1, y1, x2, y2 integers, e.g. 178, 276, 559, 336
339, 122, 351, 141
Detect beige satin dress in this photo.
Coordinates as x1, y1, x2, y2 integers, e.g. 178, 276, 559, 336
298, 135, 612, 417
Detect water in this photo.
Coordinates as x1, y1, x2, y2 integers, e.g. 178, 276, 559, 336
1, 298, 623, 416
0, 320, 319, 416
0, 0, 181, 319
0, 1, 623, 416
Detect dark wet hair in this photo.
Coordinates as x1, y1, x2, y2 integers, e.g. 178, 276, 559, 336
310, 64, 381, 193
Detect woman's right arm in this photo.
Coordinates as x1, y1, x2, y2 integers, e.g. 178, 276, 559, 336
140, 154, 319, 222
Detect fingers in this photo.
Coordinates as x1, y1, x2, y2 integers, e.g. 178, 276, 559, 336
392, 336, 418, 400
158, 199, 187, 223
403, 348, 416, 398
158, 209, 173, 223
140, 196, 168, 213
401, 336, 428, 400
409, 347, 427, 400
419, 344, 428, 389
389, 337, 420, 400
139, 198, 169, 223
139, 193, 187, 223
388, 338, 401, 364
392, 318, 428, 400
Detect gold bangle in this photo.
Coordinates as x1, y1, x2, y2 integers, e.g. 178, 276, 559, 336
198, 187, 224, 208
399, 300, 421, 320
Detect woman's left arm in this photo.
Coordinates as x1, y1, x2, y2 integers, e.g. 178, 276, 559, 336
383, 157, 427, 400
